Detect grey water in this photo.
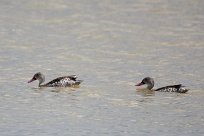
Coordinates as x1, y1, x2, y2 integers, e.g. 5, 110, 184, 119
0, 0, 204, 136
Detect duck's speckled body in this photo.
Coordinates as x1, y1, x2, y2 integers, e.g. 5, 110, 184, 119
136, 77, 188, 93
28, 72, 83, 87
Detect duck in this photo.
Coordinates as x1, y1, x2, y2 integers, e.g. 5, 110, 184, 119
28, 72, 83, 87
135, 77, 188, 93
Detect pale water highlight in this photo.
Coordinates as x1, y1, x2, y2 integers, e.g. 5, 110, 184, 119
0, 0, 204, 136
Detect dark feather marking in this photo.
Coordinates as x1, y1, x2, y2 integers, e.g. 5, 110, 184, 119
155, 84, 182, 92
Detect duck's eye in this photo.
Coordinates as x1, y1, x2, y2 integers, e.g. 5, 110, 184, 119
34, 74, 39, 79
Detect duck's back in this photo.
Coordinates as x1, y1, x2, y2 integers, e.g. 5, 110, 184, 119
155, 84, 188, 93
44, 75, 82, 87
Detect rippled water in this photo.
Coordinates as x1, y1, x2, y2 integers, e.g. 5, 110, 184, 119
0, 0, 204, 136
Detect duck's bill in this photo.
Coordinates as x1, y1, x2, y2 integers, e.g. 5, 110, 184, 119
135, 82, 144, 86
27, 78, 36, 83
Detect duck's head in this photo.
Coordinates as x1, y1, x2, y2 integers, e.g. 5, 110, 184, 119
28, 72, 45, 86
135, 77, 154, 90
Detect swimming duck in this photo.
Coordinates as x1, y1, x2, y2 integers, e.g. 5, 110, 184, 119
28, 72, 83, 87
135, 77, 188, 93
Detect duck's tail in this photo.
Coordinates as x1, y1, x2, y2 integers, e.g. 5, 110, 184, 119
74, 80, 83, 85
179, 86, 189, 93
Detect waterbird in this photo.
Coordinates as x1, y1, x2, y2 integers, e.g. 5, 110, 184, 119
28, 72, 83, 87
135, 77, 188, 93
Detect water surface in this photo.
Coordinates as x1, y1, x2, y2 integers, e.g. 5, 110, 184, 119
0, 0, 204, 136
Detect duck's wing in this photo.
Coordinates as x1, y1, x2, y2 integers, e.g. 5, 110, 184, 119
44, 75, 82, 87
44, 76, 67, 87
155, 84, 188, 93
